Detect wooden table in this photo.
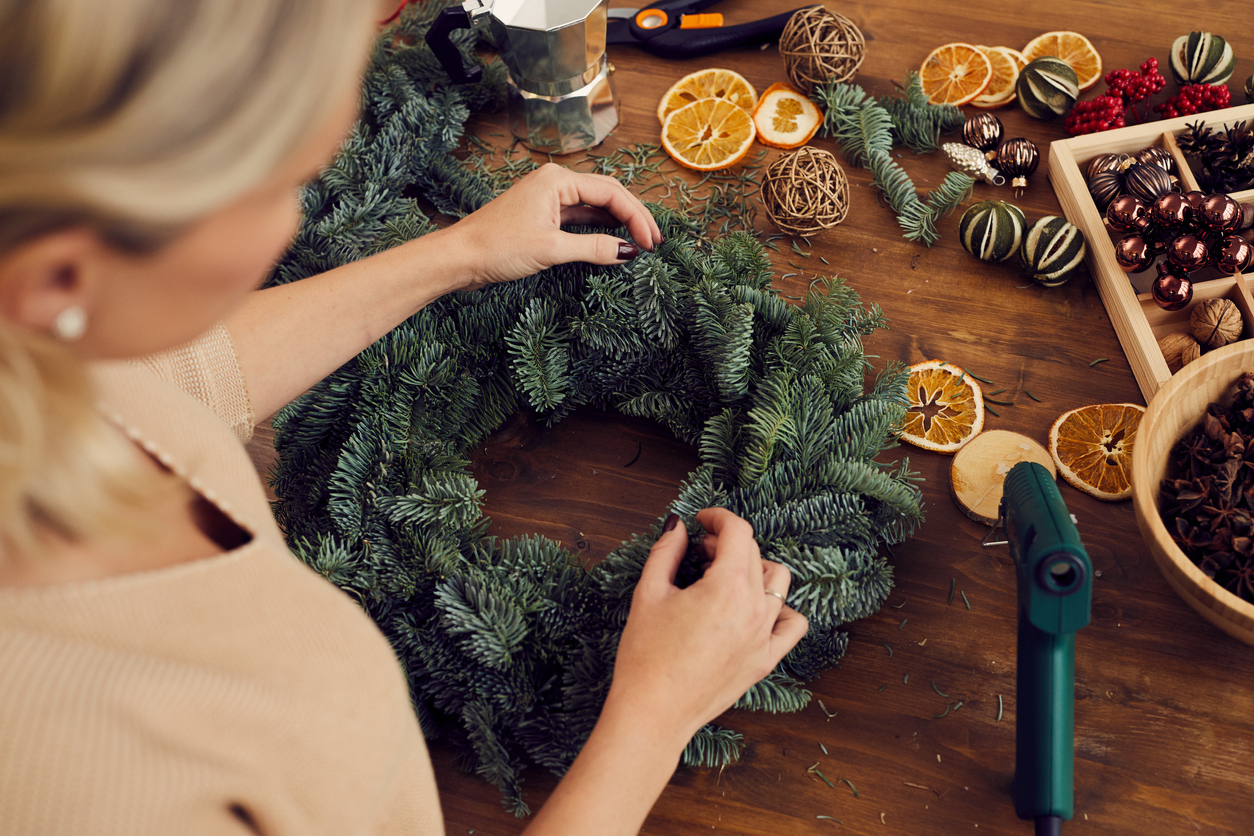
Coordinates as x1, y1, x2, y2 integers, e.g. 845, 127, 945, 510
254, 1, 1254, 832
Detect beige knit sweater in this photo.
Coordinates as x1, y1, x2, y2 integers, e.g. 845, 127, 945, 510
0, 325, 444, 835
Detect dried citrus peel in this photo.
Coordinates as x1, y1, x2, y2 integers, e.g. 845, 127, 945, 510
899, 360, 985, 454
918, 42, 993, 106
657, 67, 757, 124
660, 96, 756, 171
1049, 402, 1144, 501
1021, 30, 1102, 90
751, 82, 823, 149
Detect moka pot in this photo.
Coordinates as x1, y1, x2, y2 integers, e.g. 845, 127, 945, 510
426, 0, 618, 155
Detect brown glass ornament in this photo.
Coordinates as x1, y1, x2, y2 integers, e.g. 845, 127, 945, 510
1214, 234, 1254, 274
1123, 162, 1174, 204
1149, 192, 1193, 234
997, 137, 1039, 194
1168, 234, 1211, 272
1135, 145, 1175, 173
1087, 170, 1124, 210
1181, 190, 1207, 213
1086, 152, 1133, 180
962, 113, 1003, 160
1106, 194, 1148, 233
1152, 262, 1194, 311
1200, 193, 1243, 235
1114, 234, 1156, 273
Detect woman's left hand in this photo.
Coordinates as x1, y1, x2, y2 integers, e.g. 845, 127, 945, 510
446, 163, 663, 291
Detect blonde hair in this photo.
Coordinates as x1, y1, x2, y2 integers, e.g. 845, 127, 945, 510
0, 0, 376, 555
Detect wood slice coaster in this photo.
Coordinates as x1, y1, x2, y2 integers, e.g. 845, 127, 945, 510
950, 430, 1057, 523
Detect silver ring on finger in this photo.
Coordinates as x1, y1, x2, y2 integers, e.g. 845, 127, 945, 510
764, 588, 786, 603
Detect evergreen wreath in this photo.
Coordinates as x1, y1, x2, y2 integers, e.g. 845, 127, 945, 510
267, 2, 924, 813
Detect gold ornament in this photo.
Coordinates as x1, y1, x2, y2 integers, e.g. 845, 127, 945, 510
943, 142, 1005, 186
761, 147, 849, 236
778, 6, 866, 94
1157, 332, 1201, 373
1190, 298, 1244, 350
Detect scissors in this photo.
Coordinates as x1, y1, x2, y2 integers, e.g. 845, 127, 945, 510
607, 0, 808, 59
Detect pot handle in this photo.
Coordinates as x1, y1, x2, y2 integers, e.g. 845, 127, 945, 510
424, 6, 482, 84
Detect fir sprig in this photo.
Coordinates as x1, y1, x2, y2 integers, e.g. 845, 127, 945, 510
812, 78, 974, 247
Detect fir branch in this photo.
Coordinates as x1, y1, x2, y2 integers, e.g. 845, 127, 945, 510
883, 71, 965, 154
814, 78, 966, 247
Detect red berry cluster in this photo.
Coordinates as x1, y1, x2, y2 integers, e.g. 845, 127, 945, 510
1154, 83, 1232, 118
1065, 95, 1125, 135
1104, 58, 1167, 104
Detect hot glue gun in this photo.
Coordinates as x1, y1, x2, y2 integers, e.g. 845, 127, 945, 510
984, 461, 1092, 836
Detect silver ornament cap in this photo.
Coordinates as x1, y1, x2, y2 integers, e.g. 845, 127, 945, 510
942, 142, 1005, 186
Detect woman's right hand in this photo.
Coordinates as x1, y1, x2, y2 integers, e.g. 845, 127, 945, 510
605, 507, 809, 751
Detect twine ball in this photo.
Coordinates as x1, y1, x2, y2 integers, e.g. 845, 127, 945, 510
761, 147, 849, 236
779, 5, 866, 94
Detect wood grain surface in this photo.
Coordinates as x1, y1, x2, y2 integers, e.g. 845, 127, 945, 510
248, 1, 1254, 832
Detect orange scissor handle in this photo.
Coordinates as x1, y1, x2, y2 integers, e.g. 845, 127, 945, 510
680, 12, 724, 29
634, 8, 668, 29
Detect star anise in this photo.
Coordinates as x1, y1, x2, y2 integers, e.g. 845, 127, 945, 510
1162, 476, 1212, 515
1173, 432, 1215, 479
1161, 378, 1254, 605
1210, 459, 1241, 505
1172, 516, 1214, 558
1221, 559, 1254, 601
1202, 496, 1246, 534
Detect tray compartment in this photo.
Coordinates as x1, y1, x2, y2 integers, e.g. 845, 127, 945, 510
1048, 102, 1254, 402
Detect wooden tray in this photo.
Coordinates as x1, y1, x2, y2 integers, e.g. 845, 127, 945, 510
1047, 102, 1254, 403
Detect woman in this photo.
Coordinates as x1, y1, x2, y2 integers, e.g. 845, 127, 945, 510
0, 1, 807, 833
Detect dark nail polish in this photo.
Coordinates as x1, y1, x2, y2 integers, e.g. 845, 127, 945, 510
662, 513, 679, 533
617, 241, 639, 260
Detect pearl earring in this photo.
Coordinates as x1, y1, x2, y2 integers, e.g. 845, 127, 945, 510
52, 305, 87, 342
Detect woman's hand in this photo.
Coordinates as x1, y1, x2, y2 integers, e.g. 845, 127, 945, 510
519, 507, 805, 836
446, 163, 663, 291
606, 507, 809, 751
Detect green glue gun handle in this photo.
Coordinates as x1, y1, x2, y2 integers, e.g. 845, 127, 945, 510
1001, 462, 1092, 825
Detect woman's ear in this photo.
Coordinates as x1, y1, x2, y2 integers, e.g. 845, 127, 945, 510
0, 229, 103, 338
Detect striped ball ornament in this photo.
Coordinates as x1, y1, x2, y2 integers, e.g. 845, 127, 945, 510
1170, 32, 1235, 86
959, 200, 1026, 263
1021, 216, 1087, 286
1016, 57, 1079, 119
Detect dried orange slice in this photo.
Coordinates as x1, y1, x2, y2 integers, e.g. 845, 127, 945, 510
1002, 46, 1028, 72
661, 97, 756, 172
899, 360, 985, 454
1021, 31, 1102, 90
918, 43, 993, 106
971, 45, 1021, 108
751, 82, 823, 149
1048, 403, 1145, 501
657, 68, 757, 125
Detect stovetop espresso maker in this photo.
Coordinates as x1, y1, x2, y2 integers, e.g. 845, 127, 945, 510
426, 0, 617, 155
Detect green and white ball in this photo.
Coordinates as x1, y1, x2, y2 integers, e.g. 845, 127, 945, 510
1017, 57, 1079, 120
1170, 32, 1235, 86
1020, 216, 1086, 286
959, 200, 1027, 263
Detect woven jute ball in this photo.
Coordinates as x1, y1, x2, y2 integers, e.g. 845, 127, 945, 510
761, 147, 849, 236
779, 5, 866, 94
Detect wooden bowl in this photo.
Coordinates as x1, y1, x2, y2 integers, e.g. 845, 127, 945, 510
1131, 340, 1254, 644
